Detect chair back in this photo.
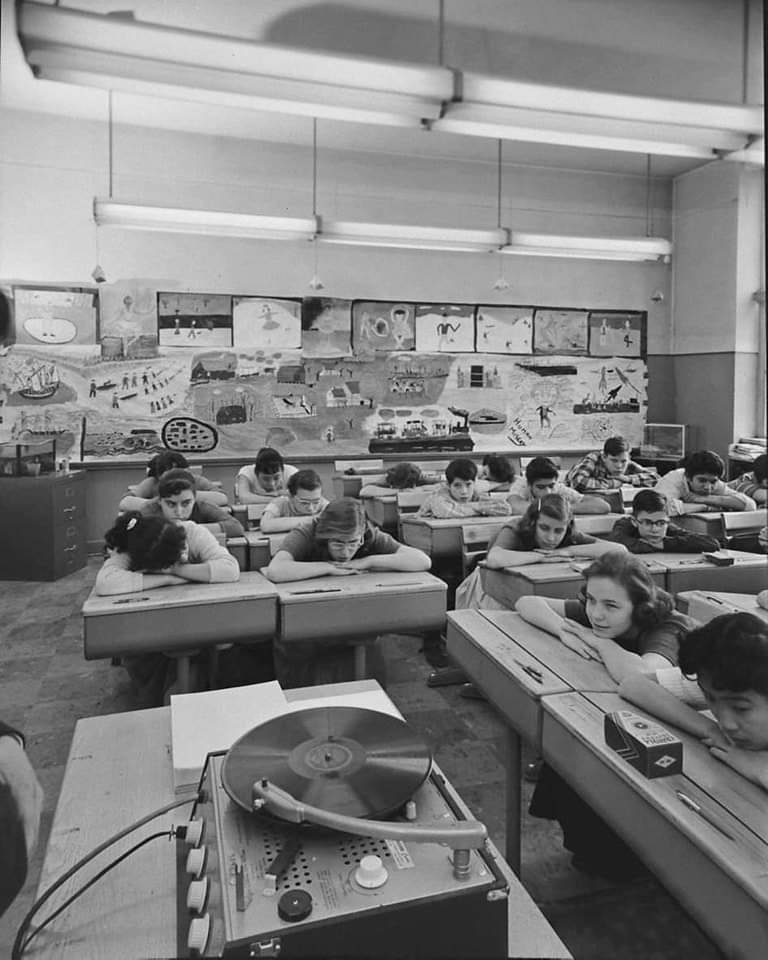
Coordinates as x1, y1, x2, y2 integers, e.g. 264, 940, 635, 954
460, 521, 507, 578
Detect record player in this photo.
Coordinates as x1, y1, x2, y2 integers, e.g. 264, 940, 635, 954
177, 707, 510, 958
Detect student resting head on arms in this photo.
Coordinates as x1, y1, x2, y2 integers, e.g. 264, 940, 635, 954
654, 449, 757, 516
416, 458, 511, 519
265, 497, 430, 582
455, 494, 624, 611
728, 453, 767, 506
260, 469, 329, 533
358, 462, 439, 499
566, 436, 659, 492
126, 468, 245, 539
619, 613, 768, 791
124, 451, 227, 508
506, 456, 610, 516
515, 551, 694, 683
480, 454, 515, 489
235, 447, 298, 504
608, 488, 719, 553
95, 511, 239, 596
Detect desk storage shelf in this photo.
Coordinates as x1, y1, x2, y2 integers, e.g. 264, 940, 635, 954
0, 470, 86, 580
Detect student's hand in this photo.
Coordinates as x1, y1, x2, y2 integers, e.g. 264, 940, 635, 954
327, 564, 362, 576
706, 743, 768, 788
0, 736, 44, 858
126, 484, 138, 495
333, 557, 373, 572
479, 500, 511, 516
701, 725, 732, 750
557, 620, 599, 660
534, 548, 572, 561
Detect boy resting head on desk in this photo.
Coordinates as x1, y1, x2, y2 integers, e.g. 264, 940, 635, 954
124, 451, 227, 508
506, 457, 610, 516
607, 488, 720, 554
123, 468, 245, 539
653, 449, 757, 516
95, 511, 240, 596
416, 458, 511, 518
265, 497, 430, 582
619, 613, 768, 791
260, 469, 329, 533
727, 453, 767, 506
565, 435, 658, 492
515, 551, 694, 682
235, 446, 298, 505
359, 461, 441, 498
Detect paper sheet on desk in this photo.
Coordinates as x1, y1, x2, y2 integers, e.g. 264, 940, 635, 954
170, 681, 402, 793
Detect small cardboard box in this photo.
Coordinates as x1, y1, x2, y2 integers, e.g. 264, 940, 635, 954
604, 710, 683, 778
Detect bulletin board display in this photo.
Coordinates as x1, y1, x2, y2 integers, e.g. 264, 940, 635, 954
0, 282, 648, 460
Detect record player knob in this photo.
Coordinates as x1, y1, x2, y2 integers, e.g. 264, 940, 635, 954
355, 855, 388, 889
186, 846, 207, 879
278, 889, 313, 923
187, 878, 209, 915
185, 818, 205, 846
187, 914, 211, 956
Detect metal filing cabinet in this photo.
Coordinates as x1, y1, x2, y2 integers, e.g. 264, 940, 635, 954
0, 470, 86, 580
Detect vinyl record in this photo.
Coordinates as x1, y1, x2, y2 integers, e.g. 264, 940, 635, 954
222, 707, 432, 820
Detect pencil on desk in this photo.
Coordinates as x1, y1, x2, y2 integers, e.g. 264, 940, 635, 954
676, 790, 736, 842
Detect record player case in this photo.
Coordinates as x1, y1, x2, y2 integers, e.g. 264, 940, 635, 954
178, 753, 510, 958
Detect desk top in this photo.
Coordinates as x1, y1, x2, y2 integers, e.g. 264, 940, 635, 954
82, 570, 278, 617
542, 691, 768, 906
571, 512, 625, 534
31, 681, 569, 960
273, 570, 446, 603
676, 590, 768, 623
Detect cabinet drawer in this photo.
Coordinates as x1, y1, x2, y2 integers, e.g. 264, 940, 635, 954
53, 476, 85, 512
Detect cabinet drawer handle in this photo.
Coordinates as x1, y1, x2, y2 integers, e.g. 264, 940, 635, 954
64, 545, 78, 553
62, 506, 77, 517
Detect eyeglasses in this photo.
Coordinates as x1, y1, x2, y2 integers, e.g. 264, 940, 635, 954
327, 537, 362, 548
636, 518, 669, 529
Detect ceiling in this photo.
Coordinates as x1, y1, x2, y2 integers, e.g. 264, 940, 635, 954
1, 0, 762, 179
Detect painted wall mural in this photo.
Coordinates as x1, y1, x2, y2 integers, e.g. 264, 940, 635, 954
0, 284, 648, 461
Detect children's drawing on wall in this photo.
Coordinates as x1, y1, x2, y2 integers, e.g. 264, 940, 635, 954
533, 309, 588, 354
351, 301, 416, 356
588, 311, 643, 357
574, 360, 646, 415
99, 281, 159, 354
158, 293, 233, 348
162, 416, 218, 453
233, 297, 301, 350
414, 303, 474, 353
301, 298, 353, 357
476, 305, 533, 354
13, 287, 98, 346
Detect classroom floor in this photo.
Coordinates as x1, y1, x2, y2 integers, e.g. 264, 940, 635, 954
0, 560, 725, 960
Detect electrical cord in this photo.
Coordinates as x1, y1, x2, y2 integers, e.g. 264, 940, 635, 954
12, 794, 198, 960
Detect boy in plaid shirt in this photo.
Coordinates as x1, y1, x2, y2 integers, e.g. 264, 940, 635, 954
566, 436, 658, 492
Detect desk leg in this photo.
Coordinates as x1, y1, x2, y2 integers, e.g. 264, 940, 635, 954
353, 644, 366, 681
505, 726, 522, 875
175, 655, 191, 693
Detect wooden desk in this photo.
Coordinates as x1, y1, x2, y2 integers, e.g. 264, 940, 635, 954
675, 509, 767, 544
30, 682, 570, 960
647, 550, 768, 595
571, 512, 625, 536
274, 571, 447, 679
446, 609, 616, 871
82, 573, 278, 690
400, 516, 508, 560
480, 557, 667, 608
675, 590, 768, 624
226, 531, 289, 571
542, 691, 768, 960
363, 493, 398, 530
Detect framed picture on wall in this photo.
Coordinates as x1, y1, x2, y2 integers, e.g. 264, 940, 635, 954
158, 292, 233, 347
301, 297, 353, 356
232, 296, 301, 349
351, 301, 416, 355
12, 285, 99, 346
414, 302, 475, 352
532, 308, 589, 355
475, 305, 533, 353
588, 310, 645, 357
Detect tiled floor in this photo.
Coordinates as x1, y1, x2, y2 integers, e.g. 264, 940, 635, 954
0, 560, 723, 958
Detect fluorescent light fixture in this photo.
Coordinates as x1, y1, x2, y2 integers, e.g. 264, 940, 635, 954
318, 220, 508, 253
94, 200, 317, 242
502, 232, 672, 263
435, 74, 762, 160
19, 1, 452, 127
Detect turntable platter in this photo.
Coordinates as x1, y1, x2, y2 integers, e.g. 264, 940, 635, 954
222, 707, 433, 819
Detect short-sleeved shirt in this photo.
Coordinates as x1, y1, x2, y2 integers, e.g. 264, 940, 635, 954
236, 463, 298, 496
563, 598, 692, 665
654, 468, 756, 516
261, 494, 329, 522
507, 477, 584, 505
489, 516, 596, 552
140, 498, 244, 538
279, 518, 400, 562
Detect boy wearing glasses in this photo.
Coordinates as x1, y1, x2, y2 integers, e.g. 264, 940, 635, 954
259, 469, 329, 532
608, 489, 720, 553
